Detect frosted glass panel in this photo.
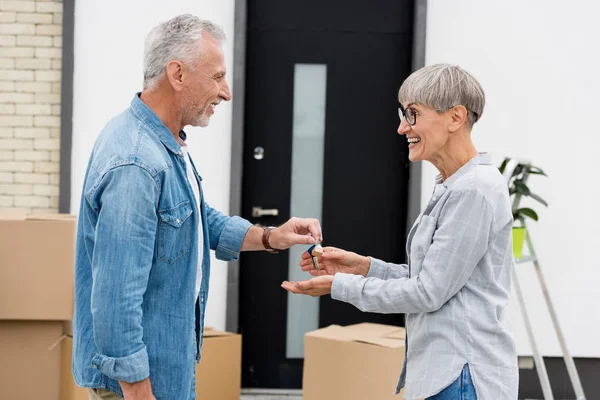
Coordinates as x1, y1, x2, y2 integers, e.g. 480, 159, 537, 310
286, 64, 327, 359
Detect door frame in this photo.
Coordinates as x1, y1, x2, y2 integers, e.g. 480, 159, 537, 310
226, 0, 429, 333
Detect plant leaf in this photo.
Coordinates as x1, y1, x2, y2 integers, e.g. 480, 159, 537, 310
512, 215, 525, 226
499, 158, 510, 174
528, 170, 546, 176
515, 207, 539, 221
511, 165, 523, 179
528, 167, 547, 176
528, 192, 548, 207
513, 180, 531, 196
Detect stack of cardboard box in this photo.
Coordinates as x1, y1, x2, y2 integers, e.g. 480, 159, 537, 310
0, 212, 83, 400
0, 212, 243, 400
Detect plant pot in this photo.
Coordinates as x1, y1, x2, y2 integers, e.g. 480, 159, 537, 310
512, 227, 526, 259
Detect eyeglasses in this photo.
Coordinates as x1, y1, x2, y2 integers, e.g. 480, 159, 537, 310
398, 103, 418, 126
398, 103, 479, 126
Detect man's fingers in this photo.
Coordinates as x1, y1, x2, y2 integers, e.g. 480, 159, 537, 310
308, 220, 323, 243
293, 218, 323, 242
301, 251, 312, 260
291, 234, 316, 245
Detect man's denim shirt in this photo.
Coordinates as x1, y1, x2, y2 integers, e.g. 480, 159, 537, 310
72, 94, 252, 399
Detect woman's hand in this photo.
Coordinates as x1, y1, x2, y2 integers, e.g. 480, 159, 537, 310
281, 275, 334, 297
299, 246, 370, 277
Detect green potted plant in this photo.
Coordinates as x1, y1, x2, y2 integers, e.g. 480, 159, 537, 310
499, 158, 548, 259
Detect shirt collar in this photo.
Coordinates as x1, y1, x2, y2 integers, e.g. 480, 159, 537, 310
130, 92, 182, 155
435, 153, 492, 188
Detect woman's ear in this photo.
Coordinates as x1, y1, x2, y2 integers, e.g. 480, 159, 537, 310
448, 105, 468, 133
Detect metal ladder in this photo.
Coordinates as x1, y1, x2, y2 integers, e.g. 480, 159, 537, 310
510, 163, 586, 400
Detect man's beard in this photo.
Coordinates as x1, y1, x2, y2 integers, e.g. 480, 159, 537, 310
193, 111, 210, 127
188, 104, 210, 127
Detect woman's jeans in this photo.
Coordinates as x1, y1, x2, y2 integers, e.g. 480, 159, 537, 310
427, 364, 477, 400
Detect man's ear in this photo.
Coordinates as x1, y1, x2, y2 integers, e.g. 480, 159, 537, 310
165, 60, 185, 91
448, 105, 468, 133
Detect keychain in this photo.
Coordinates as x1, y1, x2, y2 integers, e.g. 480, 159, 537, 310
307, 243, 324, 270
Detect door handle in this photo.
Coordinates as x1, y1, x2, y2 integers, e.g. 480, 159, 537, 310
252, 207, 279, 218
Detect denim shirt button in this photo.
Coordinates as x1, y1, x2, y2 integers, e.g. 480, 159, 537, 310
200, 297, 204, 303
176, 218, 180, 224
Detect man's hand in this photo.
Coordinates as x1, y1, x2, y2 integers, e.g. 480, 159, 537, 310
119, 378, 155, 400
299, 246, 370, 277
268, 217, 323, 250
281, 275, 334, 297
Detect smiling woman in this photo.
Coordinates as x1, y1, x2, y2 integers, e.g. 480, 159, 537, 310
284, 64, 519, 400
396, 64, 485, 175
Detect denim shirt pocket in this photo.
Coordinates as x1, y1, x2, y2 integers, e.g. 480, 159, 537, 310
409, 215, 436, 277
157, 201, 194, 264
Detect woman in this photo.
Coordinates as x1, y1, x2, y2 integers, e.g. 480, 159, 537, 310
282, 64, 518, 400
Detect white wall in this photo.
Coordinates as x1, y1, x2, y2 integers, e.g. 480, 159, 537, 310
425, 0, 600, 357
71, 0, 236, 330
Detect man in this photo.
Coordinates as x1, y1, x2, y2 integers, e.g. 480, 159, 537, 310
72, 14, 322, 400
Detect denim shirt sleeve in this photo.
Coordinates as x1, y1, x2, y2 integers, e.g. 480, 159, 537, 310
366, 257, 409, 280
205, 203, 253, 261
89, 164, 159, 383
331, 187, 493, 313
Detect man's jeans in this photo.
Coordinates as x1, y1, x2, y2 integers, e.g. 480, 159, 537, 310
88, 388, 122, 400
427, 364, 477, 400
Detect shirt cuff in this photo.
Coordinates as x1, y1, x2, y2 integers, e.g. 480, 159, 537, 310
215, 216, 253, 261
91, 346, 150, 383
331, 272, 364, 303
366, 257, 388, 279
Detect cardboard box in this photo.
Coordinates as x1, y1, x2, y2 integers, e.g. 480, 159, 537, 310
59, 326, 243, 400
0, 212, 76, 320
0, 321, 65, 400
196, 329, 242, 400
303, 323, 406, 400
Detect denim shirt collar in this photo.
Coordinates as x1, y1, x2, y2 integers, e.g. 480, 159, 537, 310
130, 92, 182, 155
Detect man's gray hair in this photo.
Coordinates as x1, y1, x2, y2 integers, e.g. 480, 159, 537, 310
143, 14, 226, 89
398, 64, 485, 126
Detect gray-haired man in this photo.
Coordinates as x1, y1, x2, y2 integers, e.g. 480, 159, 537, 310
73, 14, 322, 400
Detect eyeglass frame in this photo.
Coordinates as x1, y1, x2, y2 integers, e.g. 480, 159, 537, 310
398, 103, 479, 126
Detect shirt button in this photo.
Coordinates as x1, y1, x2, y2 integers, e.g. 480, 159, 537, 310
176, 218, 180, 224
200, 297, 204, 303
93, 365, 98, 369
